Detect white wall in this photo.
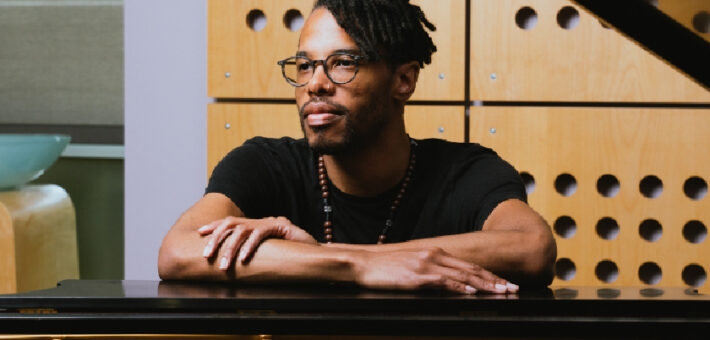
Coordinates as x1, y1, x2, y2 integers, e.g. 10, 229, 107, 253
124, 0, 208, 279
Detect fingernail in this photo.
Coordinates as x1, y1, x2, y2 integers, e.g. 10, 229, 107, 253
198, 225, 210, 233
238, 250, 246, 262
219, 257, 228, 270
202, 246, 211, 257
506, 282, 519, 292
465, 285, 477, 294
495, 283, 507, 291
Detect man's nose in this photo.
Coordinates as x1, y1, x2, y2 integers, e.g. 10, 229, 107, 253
306, 63, 334, 95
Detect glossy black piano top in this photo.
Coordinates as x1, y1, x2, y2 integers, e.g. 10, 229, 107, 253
1, 280, 709, 336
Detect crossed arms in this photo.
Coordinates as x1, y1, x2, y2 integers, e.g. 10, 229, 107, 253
158, 192, 556, 294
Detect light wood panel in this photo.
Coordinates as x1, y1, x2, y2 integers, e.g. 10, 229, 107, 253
207, 104, 465, 178
469, 0, 710, 102
470, 107, 710, 288
0, 202, 16, 293
0, 185, 79, 294
207, 0, 465, 101
659, 0, 710, 42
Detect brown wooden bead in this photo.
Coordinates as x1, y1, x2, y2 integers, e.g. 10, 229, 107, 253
378, 235, 386, 241
323, 221, 332, 227
318, 167, 325, 174
319, 179, 327, 186
324, 228, 332, 234
319, 174, 326, 180
325, 234, 333, 241
393, 200, 400, 206
322, 191, 329, 198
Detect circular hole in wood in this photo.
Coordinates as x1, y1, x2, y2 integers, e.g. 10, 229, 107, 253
515, 6, 538, 30
520, 171, 536, 194
595, 260, 619, 283
684, 176, 708, 201
639, 219, 662, 242
693, 11, 710, 34
557, 6, 580, 30
682, 264, 707, 287
640, 175, 663, 199
596, 217, 620, 240
597, 174, 620, 198
683, 220, 707, 244
283, 9, 304, 32
554, 216, 577, 239
555, 173, 577, 197
639, 262, 662, 285
555, 258, 576, 281
247, 9, 267, 32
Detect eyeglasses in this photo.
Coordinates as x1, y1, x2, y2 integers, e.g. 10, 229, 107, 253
277, 53, 365, 87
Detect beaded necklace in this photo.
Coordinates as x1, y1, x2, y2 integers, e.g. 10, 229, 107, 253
318, 139, 417, 244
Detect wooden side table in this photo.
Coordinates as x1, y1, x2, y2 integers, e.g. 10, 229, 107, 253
0, 185, 79, 294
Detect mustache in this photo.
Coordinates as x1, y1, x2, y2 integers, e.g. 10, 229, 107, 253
299, 98, 350, 117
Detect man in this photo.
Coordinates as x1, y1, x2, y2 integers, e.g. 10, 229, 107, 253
159, 0, 556, 294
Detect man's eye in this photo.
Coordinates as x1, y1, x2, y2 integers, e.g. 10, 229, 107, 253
332, 59, 356, 67
296, 62, 312, 71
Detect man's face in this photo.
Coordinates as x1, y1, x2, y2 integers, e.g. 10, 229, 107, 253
296, 7, 395, 155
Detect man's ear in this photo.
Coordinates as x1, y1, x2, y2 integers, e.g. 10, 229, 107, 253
391, 61, 420, 102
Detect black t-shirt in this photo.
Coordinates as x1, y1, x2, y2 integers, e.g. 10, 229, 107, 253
206, 137, 526, 244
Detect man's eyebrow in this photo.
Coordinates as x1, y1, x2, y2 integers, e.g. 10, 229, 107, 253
294, 49, 363, 57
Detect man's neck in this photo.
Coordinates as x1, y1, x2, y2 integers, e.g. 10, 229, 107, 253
323, 127, 411, 197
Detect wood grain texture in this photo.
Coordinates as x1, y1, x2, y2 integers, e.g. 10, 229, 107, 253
207, 104, 466, 179
469, 0, 710, 102
470, 106, 710, 288
207, 0, 465, 100
0, 185, 79, 294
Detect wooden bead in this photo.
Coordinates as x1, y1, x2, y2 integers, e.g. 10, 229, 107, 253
325, 234, 333, 241
323, 221, 332, 227
322, 191, 329, 198
319, 174, 326, 180
324, 228, 332, 234
378, 235, 386, 241
319, 179, 327, 186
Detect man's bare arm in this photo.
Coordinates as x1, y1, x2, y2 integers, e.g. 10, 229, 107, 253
158, 193, 515, 293
324, 199, 557, 287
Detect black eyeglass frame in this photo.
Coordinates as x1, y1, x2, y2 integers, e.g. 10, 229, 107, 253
277, 53, 366, 87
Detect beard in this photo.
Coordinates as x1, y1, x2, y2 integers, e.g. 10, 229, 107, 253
298, 95, 390, 156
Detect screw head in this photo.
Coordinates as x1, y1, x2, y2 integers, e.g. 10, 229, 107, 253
438, 127, 445, 133
489, 128, 497, 134
225, 123, 231, 129
225, 72, 231, 78
438, 73, 445, 80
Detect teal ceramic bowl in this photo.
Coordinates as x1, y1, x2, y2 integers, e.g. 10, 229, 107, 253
0, 134, 71, 190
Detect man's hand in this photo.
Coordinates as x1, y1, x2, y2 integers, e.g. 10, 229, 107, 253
199, 216, 317, 270
354, 247, 519, 294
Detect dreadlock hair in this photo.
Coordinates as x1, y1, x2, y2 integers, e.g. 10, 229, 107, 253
312, 0, 437, 68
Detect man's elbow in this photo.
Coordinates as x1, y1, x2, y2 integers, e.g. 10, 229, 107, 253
158, 243, 188, 280
522, 229, 557, 287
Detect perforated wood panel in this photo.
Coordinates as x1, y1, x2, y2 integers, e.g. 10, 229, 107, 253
470, 107, 710, 288
207, 0, 465, 100
659, 0, 710, 43
207, 104, 465, 178
469, 0, 710, 102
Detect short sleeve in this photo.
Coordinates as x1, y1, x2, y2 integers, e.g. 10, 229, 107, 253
205, 140, 278, 218
467, 151, 527, 230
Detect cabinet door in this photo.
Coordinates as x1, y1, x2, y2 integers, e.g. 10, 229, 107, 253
471, 106, 710, 288
469, 0, 710, 102
208, 0, 466, 101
